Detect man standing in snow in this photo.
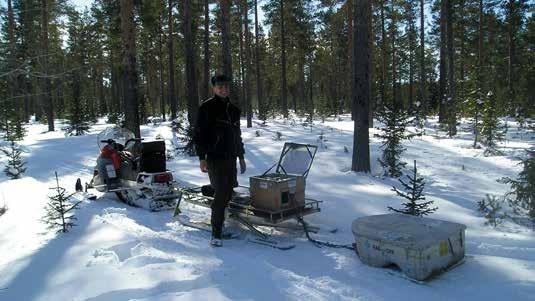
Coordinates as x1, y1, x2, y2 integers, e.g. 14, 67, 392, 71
194, 74, 246, 247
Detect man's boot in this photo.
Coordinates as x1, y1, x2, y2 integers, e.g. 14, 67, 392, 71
210, 237, 223, 247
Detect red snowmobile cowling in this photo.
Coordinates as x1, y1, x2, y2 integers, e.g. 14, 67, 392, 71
100, 144, 121, 170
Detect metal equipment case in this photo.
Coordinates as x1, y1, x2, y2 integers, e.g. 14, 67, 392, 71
352, 214, 467, 281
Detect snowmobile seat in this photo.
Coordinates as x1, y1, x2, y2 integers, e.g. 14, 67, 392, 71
140, 140, 166, 172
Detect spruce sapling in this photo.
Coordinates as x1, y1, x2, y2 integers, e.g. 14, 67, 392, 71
388, 160, 437, 216
375, 103, 415, 177
0, 203, 7, 217
1, 138, 27, 179
481, 91, 505, 156
172, 117, 196, 156
477, 194, 506, 227
499, 151, 535, 218
43, 172, 82, 233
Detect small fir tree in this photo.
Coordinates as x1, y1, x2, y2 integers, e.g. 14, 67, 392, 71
1, 138, 27, 179
481, 91, 505, 156
0, 104, 25, 142
412, 101, 426, 135
388, 160, 437, 216
106, 113, 125, 127
317, 131, 327, 149
477, 194, 506, 227
375, 103, 415, 178
465, 88, 484, 148
0, 203, 7, 217
171, 117, 196, 156
500, 151, 535, 218
43, 172, 82, 233
65, 101, 91, 136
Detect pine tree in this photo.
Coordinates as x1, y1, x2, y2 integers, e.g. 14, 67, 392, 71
481, 90, 505, 156
43, 172, 82, 233
500, 151, 535, 218
388, 160, 437, 216
1, 137, 27, 179
375, 103, 414, 177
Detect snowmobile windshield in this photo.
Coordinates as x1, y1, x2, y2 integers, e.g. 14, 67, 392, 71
276, 143, 317, 179
97, 127, 135, 150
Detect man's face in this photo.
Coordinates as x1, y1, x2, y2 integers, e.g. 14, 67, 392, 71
213, 83, 230, 98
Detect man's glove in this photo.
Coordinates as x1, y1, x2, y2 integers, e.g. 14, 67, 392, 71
200, 160, 209, 173
239, 158, 246, 174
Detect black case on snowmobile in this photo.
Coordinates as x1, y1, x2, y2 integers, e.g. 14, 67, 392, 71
140, 141, 166, 173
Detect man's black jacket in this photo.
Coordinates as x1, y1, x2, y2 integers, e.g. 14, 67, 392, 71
194, 95, 245, 161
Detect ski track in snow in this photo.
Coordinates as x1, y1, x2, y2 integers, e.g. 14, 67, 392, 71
0, 116, 534, 301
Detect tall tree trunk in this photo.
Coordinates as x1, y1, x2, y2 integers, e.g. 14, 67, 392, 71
20, 0, 32, 122
380, 0, 387, 109
244, 0, 252, 127
391, 0, 399, 110
254, 0, 264, 120
41, 0, 54, 131
280, 0, 288, 118
351, 0, 372, 173
446, 0, 456, 136
459, 0, 465, 109
98, 67, 106, 114
408, 5, 415, 111
308, 64, 314, 122
507, 0, 516, 109
184, 0, 199, 126
168, 0, 178, 120
298, 54, 306, 118
368, 3, 374, 128
221, 0, 233, 99
347, 0, 354, 120
147, 40, 157, 118
90, 68, 96, 119
158, 17, 166, 120
438, 0, 447, 123
72, 72, 81, 130
7, 0, 16, 95
7, 0, 20, 129
474, 0, 484, 147
202, 0, 210, 101
238, 3, 246, 114
120, 0, 140, 138
418, 0, 426, 113
111, 55, 119, 113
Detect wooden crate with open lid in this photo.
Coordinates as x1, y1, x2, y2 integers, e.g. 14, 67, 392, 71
250, 143, 317, 212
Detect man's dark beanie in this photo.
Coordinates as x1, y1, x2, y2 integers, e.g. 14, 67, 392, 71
211, 74, 231, 86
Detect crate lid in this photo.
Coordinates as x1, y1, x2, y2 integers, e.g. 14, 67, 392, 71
274, 143, 318, 179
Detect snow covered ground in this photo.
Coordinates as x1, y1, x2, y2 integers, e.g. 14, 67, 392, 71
0, 115, 533, 301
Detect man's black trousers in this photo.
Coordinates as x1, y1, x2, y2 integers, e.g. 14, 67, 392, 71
207, 158, 237, 239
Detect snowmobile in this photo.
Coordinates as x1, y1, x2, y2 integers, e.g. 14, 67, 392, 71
86, 126, 180, 211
